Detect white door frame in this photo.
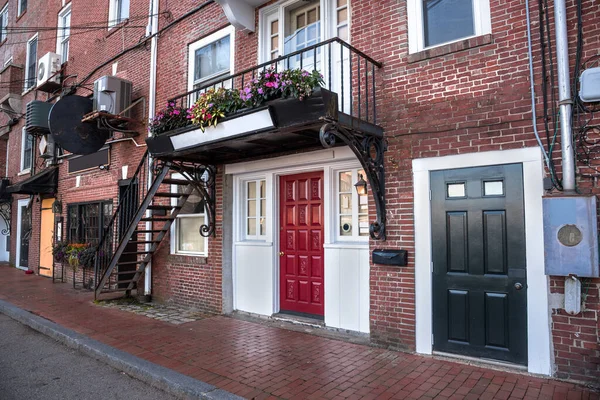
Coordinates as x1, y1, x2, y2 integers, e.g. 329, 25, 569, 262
15, 198, 30, 271
413, 147, 552, 376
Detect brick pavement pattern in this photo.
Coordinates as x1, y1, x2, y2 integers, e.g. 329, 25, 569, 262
0, 265, 597, 400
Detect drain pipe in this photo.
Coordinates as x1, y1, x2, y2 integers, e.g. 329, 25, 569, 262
144, 0, 159, 296
554, 0, 576, 192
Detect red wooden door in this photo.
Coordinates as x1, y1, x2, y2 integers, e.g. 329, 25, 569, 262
279, 171, 324, 316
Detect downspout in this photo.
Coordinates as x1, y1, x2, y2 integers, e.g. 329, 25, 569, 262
554, 0, 576, 191
145, 0, 159, 296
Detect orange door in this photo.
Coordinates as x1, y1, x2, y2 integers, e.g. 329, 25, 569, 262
279, 172, 324, 316
39, 198, 55, 277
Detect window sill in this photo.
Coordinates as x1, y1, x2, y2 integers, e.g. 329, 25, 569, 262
407, 34, 493, 64
18, 169, 31, 176
168, 252, 209, 263
0, 39, 7, 48
21, 86, 35, 96
16, 10, 27, 22
106, 19, 130, 38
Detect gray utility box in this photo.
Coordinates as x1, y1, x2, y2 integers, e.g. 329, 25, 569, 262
93, 75, 133, 118
543, 195, 599, 277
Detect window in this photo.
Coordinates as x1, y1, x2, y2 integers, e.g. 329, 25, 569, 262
187, 26, 235, 92
171, 174, 207, 255
407, 0, 491, 53
24, 34, 37, 91
20, 128, 33, 172
337, 169, 369, 240
259, 0, 349, 64
57, 4, 71, 64
0, 5, 8, 43
245, 179, 267, 239
68, 201, 113, 244
108, 0, 130, 28
18, 0, 26, 17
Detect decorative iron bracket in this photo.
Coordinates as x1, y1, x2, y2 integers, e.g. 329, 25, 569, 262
162, 160, 217, 238
0, 201, 10, 235
320, 121, 387, 240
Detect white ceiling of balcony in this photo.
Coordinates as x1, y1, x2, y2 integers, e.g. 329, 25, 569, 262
215, 0, 270, 32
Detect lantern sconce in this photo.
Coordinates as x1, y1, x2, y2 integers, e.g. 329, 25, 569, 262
354, 173, 368, 196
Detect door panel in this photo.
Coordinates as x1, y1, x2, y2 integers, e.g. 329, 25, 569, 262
19, 203, 31, 268
280, 171, 324, 317
39, 198, 55, 277
431, 164, 527, 365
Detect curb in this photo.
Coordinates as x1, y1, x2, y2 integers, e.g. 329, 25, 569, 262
0, 299, 243, 400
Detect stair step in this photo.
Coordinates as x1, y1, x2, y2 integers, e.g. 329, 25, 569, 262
147, 205, 175, 210
140, 217, 175, 222
154, 193, 183, 198
116, 261, 141, 266
162, 178, 190, 185
136, 230, 164, 233
121, 251, 151, 255
114, 279, 138, 284
128, 240, 161, 244
114, 270, 142, 275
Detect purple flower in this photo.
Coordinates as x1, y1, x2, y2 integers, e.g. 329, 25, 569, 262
207, 103, 214, 108
257, 88, 263, 94
173, 109, 180, 115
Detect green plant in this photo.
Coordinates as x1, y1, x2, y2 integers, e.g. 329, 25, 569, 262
239, 68, 324, 107
52, 241, 69, 263
78, 246, 97, 269
149, 101, 193, 136
189, 88, 243, 132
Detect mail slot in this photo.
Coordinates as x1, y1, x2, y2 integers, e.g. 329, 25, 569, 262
372, 249, 408, 266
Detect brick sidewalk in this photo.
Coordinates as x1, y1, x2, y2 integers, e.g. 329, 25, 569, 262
0, 265, 596, 400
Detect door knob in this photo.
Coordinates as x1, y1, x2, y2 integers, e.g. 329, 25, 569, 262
279, 251, 285, 256
514, 282, 523, 290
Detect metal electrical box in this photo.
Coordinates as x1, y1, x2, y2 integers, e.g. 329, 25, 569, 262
93, 76, 133, 117
543, 195, 599, 277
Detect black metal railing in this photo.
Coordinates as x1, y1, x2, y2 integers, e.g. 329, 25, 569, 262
168, 37, 383, 127
94, 149, 150, 290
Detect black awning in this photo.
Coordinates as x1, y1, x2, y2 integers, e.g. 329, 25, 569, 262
6, 167, 58, 195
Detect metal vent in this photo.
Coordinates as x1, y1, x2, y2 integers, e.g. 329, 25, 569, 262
25, 100, 53, 136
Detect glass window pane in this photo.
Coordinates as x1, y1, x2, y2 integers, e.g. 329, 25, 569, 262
296, 14, 305, 29
359, 215, 369, 236
337, 8, 347, 23
307, 9, 318, 24
271, 51, 279, 60
339, 193, 352, 214
194, 35, 230, 82
247, 218, 257, 236
178, 217, 205, 253
248, 181, 256, 199
248, 200, 257, 217
338, 25, 348, 41
423, 0, 474, 47
180, 189, 204, 215
359, 194, 368, 213
340, 215, 352, 236
447, 183, 465, 198
271, 20, 279, 34
259, 180, 266, 198
484, 180, 504, 196
339, 171, 352, 192
337, 0, 347, 6
259, 218, 266, 236
271, 35, 278, 50
260, 199, 266, 217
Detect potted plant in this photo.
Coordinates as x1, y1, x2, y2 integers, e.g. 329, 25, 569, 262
149, 101, 193, 136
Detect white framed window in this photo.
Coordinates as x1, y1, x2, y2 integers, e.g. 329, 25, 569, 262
0, 4, 8, 43
170, 173, 207, 256
407, 0, 491, 54
336, 168, 369, 241
17, 0, 26, 17
244, 179, 267, 240
24, 34, 37, 91
108, 0, 130, 28
20, 128, 33, 172
57, 4, 71, 64
187, 25, 235, 92
258, 0, 349, 64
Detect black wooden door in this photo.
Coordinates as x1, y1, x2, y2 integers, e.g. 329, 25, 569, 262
19, 203, 31, 267
118, 181, 138, 288
431, 164, 527, 365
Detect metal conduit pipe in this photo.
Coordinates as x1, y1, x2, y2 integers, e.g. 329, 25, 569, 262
554, 0, 576, 191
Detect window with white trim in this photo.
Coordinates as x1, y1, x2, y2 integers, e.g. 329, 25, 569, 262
171, 174, 207, 255
108, 0, 129, 28
244, 179, 267, 239
24, 34, 37, 91
407, 0, 491, 54
57, 4, 71, 64
337, 168, 369, 240
259, 0, 349, 64
20, 128, 33, 172
18, 0, 26, 17
187, 26, 235, 92
0, 5, 8, 43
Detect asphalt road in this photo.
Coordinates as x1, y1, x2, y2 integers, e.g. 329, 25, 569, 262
0, 313, 178, 400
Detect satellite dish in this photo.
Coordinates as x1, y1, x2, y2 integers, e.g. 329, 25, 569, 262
48, 95, 109, 155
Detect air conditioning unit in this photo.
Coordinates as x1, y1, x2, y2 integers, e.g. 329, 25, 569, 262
37, 52, 62, 92
93, 76, 133, 117
25, 100, 53, 136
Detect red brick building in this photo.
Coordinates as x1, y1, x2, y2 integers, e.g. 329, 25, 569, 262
0, 0, 598, 384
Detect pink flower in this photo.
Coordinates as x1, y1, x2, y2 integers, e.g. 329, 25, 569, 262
173, 109, 180, 115
257, 88, 263, 94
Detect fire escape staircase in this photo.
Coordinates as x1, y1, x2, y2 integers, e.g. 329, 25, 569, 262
94, 150, 215, 299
